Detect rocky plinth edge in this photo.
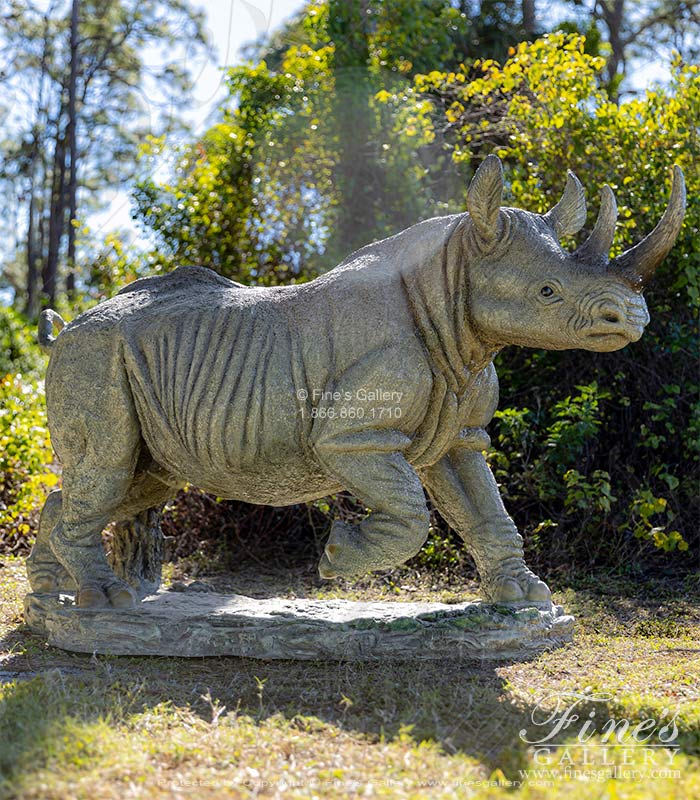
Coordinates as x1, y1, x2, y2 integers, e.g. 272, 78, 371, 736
24, 590, 574, 661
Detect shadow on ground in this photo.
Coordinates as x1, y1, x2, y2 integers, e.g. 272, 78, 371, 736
1, 564, 699, 789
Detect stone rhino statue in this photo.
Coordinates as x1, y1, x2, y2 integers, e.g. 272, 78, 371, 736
27, 155, 685, 609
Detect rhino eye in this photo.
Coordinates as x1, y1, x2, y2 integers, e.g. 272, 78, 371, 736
540, 285, 555, 298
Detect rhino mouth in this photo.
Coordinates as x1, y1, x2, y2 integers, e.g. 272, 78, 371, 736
583, 301, 649, 348
585, 319, 646, 349
587, 330, 634, 342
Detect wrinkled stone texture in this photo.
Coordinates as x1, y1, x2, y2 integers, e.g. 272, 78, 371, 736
24, 590, 574, 660
26, 155, 685, 620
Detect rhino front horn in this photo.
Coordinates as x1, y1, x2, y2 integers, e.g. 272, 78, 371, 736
611, 165, 686, 289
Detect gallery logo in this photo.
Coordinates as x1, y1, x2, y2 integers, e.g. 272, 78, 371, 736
519, 691, 680, 748
515, 691, 682, 785
240, 0, 275, 36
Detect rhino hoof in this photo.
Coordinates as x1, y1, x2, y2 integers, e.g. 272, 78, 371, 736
318, 552, 338, 580
28, 571, 59, 595
490, 577, 526, 602
77, 580, 138, 609
27, 551, 74, 595
487, 573, 552, 605
526, 578, 551, 603
77, 585, 110, 608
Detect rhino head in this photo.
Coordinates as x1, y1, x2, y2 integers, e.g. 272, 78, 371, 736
464, 155, 686, 352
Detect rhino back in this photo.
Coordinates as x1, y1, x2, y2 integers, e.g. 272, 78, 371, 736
46, 269, 326, 498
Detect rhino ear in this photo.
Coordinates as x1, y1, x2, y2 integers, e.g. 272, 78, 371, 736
467, 155, 504, 245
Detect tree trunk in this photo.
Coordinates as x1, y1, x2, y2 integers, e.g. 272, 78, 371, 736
26, 190, 40, 317
328, 0, 383, 261
66, 0, 79, 299
25, 7, 53, 317
597, 0, 626, 98
43, 118, 67, 307
522, 0, 536, 37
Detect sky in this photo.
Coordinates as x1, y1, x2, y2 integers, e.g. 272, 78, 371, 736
90, 0, 306, 238
184, 0, 306, 129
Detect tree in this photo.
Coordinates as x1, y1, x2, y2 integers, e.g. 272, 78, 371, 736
133, 9, 700, 573
522, 0, 537, 36
559, 0, 700, 96
0, 0, 210, 311
135, 0, 528, 279
65, 0, 79, 298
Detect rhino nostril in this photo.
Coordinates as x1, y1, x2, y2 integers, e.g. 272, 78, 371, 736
603, 313, 620, 323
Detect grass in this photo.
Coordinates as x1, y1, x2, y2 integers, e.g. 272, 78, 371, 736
0, 555, 699, 799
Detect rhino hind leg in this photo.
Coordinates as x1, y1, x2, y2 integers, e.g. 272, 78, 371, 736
108, 468, 184, 598
46, 396, 146, 607
26, 490, 74, 594
48, 463, 183, 609
49, 471, 139, 609
28, 468, 180, 601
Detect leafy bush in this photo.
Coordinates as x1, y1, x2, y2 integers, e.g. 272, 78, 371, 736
0, 375, 56, 553
139, 34, 699, 579
0, 306, 45, 377
0, 307, 53, 553
2, 34, 697, 583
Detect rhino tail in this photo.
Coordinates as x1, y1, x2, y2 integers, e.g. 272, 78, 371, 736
38, 309, 66, 354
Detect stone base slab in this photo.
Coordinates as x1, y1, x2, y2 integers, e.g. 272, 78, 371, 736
24, 590, 574, 660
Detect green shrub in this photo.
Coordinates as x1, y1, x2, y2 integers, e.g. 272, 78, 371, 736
154, 37, 699, 579
0, 374, 56, 552
0, 306, 45, 377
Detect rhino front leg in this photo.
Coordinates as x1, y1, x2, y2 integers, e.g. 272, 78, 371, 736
315, 437, 430, 579
420, 449, 550, 604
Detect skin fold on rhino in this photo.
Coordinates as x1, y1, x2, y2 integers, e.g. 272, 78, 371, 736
26, 155, 686, 610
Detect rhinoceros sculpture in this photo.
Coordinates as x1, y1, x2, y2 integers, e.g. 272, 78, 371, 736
27, 155, 685, 609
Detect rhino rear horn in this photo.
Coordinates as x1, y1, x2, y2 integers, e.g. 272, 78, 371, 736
574, 184, 618, 265
545, 171, 587, 238
610, 165, 686, 289
467, 154, 504, 245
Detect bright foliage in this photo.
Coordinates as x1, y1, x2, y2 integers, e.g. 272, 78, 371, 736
3, 30, 698, 571
0, 373, 56, 551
